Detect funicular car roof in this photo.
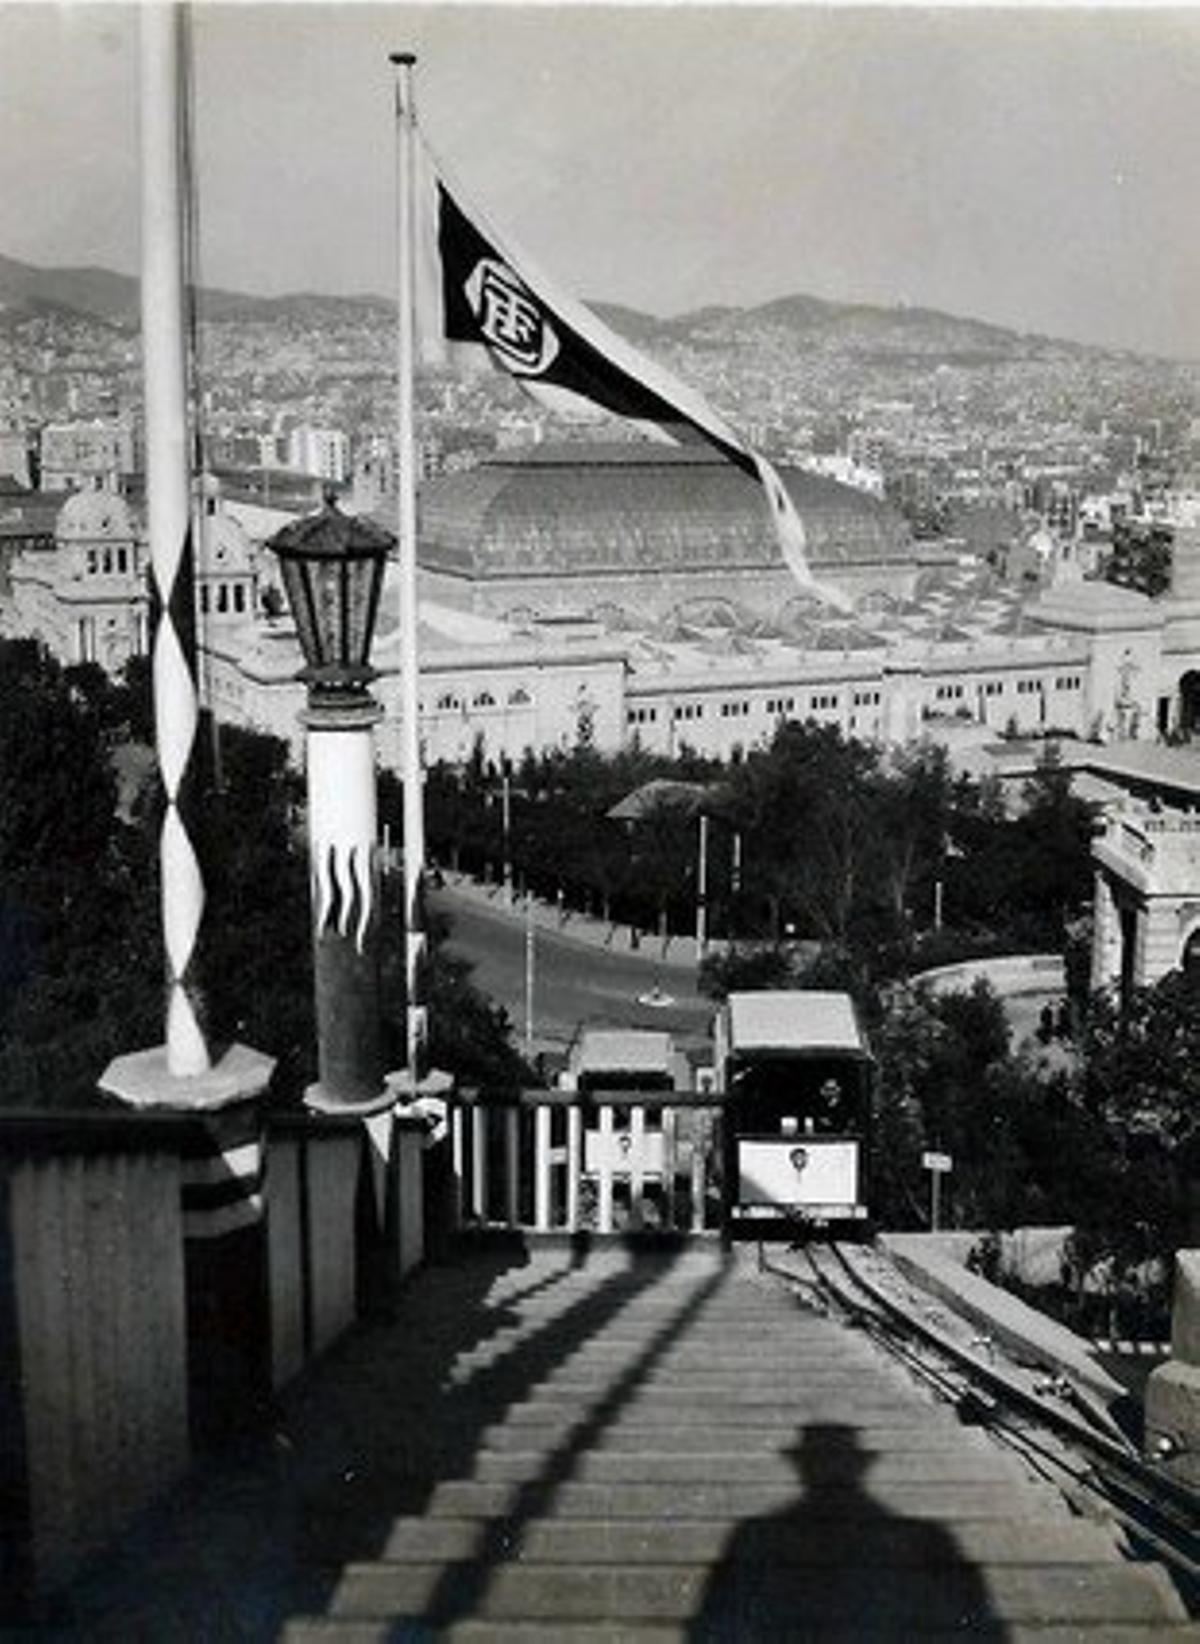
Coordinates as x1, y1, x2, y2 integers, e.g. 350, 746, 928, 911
726, 990, 869, 1059
575, 1028, 675, 1077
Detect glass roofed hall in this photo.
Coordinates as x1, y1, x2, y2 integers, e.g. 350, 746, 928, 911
418, 442, 915, 584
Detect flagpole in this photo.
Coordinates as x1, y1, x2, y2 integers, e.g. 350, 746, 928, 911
101, 1, 275, 1120
142, 1, 210, 1077
390, 51, 426, 1086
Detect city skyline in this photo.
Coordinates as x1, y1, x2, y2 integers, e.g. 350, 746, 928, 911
4, 3, 1200, 359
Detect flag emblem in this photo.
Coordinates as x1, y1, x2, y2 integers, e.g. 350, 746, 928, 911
465, 258, 560, 375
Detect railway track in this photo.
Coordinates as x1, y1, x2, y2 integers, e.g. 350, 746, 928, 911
768, 1238, 1200, 1616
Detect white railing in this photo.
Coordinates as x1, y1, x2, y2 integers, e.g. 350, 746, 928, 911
447, 1090, 723, 1236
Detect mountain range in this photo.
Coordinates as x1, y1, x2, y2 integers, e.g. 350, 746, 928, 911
0, 249, 1136, 366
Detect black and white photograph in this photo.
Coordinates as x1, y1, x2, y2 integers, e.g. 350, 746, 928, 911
0, 1, 1198, 1634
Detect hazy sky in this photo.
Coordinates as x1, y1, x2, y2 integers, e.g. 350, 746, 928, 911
4, 3, 1200, 357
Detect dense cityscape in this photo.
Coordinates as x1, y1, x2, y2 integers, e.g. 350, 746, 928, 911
3, 252, 1199, 525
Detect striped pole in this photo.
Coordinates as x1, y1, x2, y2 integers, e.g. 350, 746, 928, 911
141, 2, 210, 1078
391, 52, 426, 1084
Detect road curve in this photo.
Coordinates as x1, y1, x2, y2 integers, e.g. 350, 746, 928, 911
429, 885, 714, 1055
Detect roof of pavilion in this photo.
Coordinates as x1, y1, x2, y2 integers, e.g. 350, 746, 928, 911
416, 442, 914, 580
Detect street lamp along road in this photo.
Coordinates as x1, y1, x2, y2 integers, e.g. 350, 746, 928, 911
268, 489, 396, 1113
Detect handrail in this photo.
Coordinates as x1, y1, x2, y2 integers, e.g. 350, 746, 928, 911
452, 1086, 724, 1111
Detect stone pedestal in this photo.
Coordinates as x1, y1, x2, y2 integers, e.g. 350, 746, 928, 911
99, 1040, 275, 1112
99, 1041, 276, 1445
1145, 1249, 1200, 1485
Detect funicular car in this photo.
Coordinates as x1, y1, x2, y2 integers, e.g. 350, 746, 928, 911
714, 989, 873, 1238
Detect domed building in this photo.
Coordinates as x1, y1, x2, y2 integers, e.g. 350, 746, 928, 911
417, 442, 940, 626
4, 488, 147, 668
1, 476, 264, 674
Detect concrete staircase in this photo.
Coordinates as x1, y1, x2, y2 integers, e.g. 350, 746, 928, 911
283, 1245, 1194, 1641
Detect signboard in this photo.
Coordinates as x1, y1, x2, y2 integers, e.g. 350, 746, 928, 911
738, 1138, 859, 1209
922, 1151, 953, 1173
585, 1128, 665, 1178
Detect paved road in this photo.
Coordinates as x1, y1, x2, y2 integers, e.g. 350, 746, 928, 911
429, 886, 714, 1055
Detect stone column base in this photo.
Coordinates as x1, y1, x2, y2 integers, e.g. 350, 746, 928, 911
99, 1041, 275, 1111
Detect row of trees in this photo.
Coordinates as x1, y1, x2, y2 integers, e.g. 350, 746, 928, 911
424, 722, 1094, 972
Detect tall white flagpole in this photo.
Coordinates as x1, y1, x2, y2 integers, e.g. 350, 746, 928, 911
103, 1, 275, 1119
390, 52, 426, 1084
142, 2, 210, 1077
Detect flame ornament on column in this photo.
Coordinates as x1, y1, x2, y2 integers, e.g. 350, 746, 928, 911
312, 839, 378, 956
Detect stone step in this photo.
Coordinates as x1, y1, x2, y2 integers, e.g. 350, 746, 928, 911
462, 1447, 1031, 1487
322, 1557, 1186, 1627
433, 1340, 869, 1367
283, 1623, 1200, 1643
405, 1313, 829, 1339
416, 1478, 1066, 1520
468, 1419, 1001, 1452
410, 1370, 908, 1398
392, 1388, 942, 1419
403, 1402, 965, 1438
350, 1513, 1125, 1568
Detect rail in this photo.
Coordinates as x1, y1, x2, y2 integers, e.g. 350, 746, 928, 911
446, 1088, 724, 1236
781, 1241, 1200, 1606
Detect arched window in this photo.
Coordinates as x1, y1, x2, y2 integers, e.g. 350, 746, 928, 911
437, 691, 461, 712
473, 690, 496, 708
217, 583, 229, 613
199, 585, 210, 614
508, 687, 532, 706
233, 584, 246, 614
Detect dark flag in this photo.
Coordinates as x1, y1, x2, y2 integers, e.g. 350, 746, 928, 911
416, 143, 850, 610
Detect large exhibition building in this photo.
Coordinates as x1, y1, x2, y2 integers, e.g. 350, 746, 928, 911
4, 441, 1200, 773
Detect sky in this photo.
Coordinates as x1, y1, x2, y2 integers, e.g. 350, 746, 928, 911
3, 3, 1200, 357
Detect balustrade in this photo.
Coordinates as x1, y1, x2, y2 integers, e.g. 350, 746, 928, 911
446, 1089, 723, 1236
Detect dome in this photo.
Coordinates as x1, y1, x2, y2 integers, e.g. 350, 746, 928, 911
56, 489, 136, 543
418, 443, 913, 582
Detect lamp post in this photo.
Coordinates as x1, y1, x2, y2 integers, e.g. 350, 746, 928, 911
268, 490, 394, 1113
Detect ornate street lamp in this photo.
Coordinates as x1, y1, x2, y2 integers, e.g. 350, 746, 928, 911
272, 490, 389, 699
268, 490, 395, 1112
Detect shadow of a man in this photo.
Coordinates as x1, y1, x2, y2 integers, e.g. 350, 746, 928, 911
688, 1422, 1009, 1640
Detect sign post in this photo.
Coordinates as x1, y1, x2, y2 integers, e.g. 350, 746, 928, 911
922, 1150, 953, 1232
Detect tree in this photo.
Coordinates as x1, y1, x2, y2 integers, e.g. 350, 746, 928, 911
871, 979, 1017, 1229
0, 640, 160, 1105
0, 640, 117, 880
726, 722, 883, 943
1077, 970, 1200, 1254
1105, 520, 1171, 599
697, 944, 797, 1001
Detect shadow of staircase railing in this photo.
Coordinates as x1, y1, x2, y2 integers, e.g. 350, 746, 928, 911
403, 1250, 730, 1629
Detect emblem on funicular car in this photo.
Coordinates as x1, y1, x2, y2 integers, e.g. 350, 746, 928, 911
789, 1147, 809, 1176
466, 259, 561, 375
